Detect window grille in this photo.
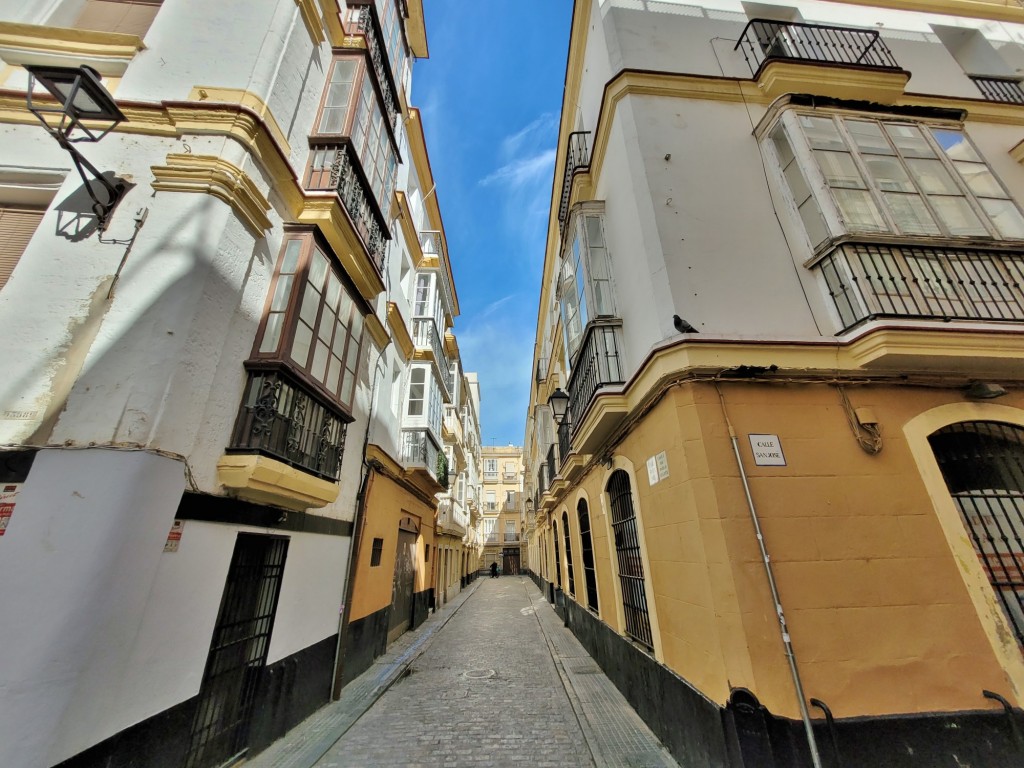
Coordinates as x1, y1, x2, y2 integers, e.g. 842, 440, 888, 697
578, 500, 599, 613
562, 511, 576, 596
552, 519, 563, 589
608, 470, 653, 648
930, 421, 1024, 648
370, 537, 384, 566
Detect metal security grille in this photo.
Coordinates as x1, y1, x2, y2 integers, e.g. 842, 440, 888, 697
929, 422, 1024, 648
184, 534, 289, 768
578, 499, 599, 613
562, 511, 576, 596
552, 519, 563, 588
608, 470, 653, 648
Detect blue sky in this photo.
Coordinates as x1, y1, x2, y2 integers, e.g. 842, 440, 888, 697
414, 1, 573, 447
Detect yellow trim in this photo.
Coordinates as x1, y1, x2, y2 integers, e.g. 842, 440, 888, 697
756, 61, 909, 103
189, 86, 292, 156
903, 402, 1024, 704
405, 0, 428, 58
824, 0, 1024, 23
294, 0, 326, 44
297, 196, 386, 302
0, 22, 144, 76
367, 442, 442, 504
393, 190, 425, 266
387, 302, 414, 360
216, 453, 339, 511
444, 330, 458, 360
365, 312, 390, 351
151, 153, 272, 235
316, 0, 347, 47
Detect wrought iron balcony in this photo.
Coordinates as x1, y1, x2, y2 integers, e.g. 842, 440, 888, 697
558, 131, 591, 227
412, 316, 453, 398
546, 444, 557, 489
735, 19, 900, 78
305, 141, 388, 274
567, 320, 625, 428
229, 367, 349, 481
537, 462, 551, 497
557, 419, 571, 469
816, 242, 1024, 332
347, 4, 401, 127
401, 429, 448, 488
504, 533, 520, 543
970, 75, 1024, 104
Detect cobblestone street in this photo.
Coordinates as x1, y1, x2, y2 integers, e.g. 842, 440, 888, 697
250, 576, 678, 768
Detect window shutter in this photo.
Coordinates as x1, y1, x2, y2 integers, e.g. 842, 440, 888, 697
0, 207, 44, 290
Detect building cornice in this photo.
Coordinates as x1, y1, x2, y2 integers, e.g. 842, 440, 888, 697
387, 301, 415, 360
823, 0, 1024, 24
0, 22, 145, 76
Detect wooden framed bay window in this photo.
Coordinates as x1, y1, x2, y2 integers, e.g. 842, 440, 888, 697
253, 232, 366, 413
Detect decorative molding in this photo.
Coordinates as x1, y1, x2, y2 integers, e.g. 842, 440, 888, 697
189, 86, 291, 156
216, 453, 340, 511
405, 0, 428, 58
756, 61, 910, 103
294, 0, 326, 44
387, 301, 415, 360
823, 0, 1024, 24
364, 311, 391, 352
315, 0, 347, 47
392, 190, 425, 266
443, 330, 458, 360
151, 153, 272, 235
0, 22, 145, 76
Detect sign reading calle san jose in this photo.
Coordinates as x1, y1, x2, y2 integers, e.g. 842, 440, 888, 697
748, 434, 786, 466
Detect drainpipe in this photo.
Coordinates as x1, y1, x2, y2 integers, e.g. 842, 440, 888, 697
717, 384, 823, 768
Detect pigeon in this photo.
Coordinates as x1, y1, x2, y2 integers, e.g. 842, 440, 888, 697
673, 314, 698, 334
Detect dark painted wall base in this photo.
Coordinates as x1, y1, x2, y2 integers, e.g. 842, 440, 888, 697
55, 634, 338, 768
340, 589, 433, 687
559, 594, 1024, 768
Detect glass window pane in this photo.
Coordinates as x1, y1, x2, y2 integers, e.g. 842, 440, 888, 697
771, 127, 794, 165
309, 249, 329, 290
270, 274, 293, 312
798, 199, 829, 246
799, 115, 845, 150
299, 286, 320, 327
319, 307, 336, 342
833, 188, 888, 231
884, 124, 935, 158
341, 370, 356, 405
585, 215, 605, 248
783, 159, 811, 203
931, 197, 988, 236
816, 151, 863, 189
954, 161, 1006, 198
326, 272, 341, 311
863, 156, 915, 192
280, 240, 302, 273
931, 128, 981, 162
326, 355, 342, 393
981, 198, 1024, 238
332, 323, 348, 356
883, 193, 940, 235
907, 158, 960, 195
312, 341, 330, 381
291, 322, 313, 366
345, 334, 361, 369
260, 313, 283, 353
847, 120, 894, 155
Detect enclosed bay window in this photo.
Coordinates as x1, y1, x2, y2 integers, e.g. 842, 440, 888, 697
254, 234, 365, 412
312, 56, 398, 213
557, 207, 615, 365
770, 112, 1024, 248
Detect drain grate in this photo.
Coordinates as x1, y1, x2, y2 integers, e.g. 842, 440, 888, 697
462, 669, 495, 679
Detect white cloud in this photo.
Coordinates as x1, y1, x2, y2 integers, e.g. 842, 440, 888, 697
500, 112, 558, 158
478, 148, 556, 188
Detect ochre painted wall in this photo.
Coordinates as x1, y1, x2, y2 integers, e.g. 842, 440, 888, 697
349, 471, 435, 623
552, 381, 1024, 720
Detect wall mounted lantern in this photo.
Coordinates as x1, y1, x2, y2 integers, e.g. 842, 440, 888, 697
25, 65, 127, 231
547, 387, 569, 425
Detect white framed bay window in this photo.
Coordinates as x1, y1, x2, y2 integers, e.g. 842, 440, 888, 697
769, 111, 1024, 250
557, 206, 615, 365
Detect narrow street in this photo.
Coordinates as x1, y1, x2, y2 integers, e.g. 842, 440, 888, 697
251, 577, 679, 768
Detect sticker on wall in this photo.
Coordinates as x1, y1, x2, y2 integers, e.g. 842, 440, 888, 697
164, 519, 185, 552
0, 483, 19, 536
748, 434, 786, 466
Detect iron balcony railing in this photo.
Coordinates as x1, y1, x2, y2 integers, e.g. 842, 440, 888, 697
557, 418, 571, 469
816, 242, 1024, 332
230, 367, 349, 481
412, 316, 453, 398
735, 19, 900, 78
546, 444, 557, 489
558, 131, 591, 227
305, 141, 388, 274
401, 429, 448, 488
348, 4, 401, 127
504, 533, 520, 543
567, 320, 625, 429
970, 75, 1024, 104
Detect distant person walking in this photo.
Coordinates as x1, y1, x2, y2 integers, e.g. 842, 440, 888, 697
490, 561, 498, 578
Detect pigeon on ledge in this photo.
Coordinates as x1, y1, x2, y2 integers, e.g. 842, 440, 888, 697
673, 314, 698, 334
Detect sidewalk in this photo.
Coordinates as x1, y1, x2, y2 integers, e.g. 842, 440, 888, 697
247, 576, 679, 768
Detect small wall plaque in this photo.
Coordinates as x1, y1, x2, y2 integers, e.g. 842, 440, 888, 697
748, 434, 786, 466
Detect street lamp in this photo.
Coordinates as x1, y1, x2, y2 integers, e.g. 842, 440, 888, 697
25, 65, 127, 230
547, 387, 569, 425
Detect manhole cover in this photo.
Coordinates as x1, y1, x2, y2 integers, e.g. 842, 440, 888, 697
463, 669, 495, 679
